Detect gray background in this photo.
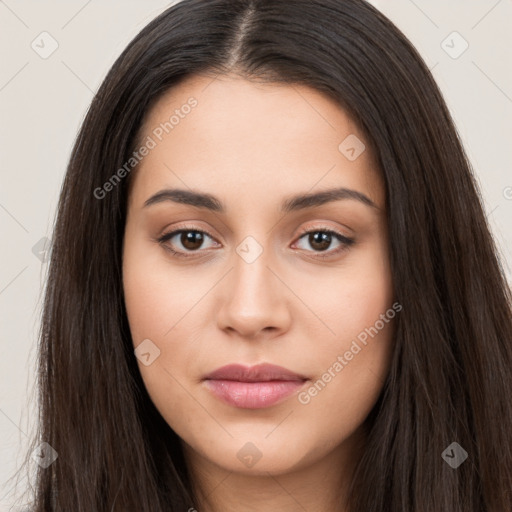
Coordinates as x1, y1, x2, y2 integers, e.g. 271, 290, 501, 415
1, 0, 511, 508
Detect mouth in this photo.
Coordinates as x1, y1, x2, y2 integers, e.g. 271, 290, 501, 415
203, 363, 309, 409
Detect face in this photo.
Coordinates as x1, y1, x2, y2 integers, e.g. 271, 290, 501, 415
122, 73, 396, 478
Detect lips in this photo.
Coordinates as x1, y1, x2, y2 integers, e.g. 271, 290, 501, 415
204, 363, 307, 382
203, 363, 308, 409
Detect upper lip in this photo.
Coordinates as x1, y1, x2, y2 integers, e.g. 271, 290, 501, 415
204, 363, 308, 382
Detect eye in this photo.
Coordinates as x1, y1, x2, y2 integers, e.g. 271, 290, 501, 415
157, 226, 219, 258
293, 227, 355, 259
156, 225, 355, 259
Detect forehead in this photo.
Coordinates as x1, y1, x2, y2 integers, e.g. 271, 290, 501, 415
129, 74, 384, 212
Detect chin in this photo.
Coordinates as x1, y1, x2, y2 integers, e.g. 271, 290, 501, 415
188, 435, 319, 476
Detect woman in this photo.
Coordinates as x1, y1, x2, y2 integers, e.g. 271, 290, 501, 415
19, 0, 512, 510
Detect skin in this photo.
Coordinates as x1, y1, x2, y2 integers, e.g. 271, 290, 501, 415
122, 73, 395, 512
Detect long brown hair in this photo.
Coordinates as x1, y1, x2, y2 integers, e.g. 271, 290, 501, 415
15, 0, 512, 510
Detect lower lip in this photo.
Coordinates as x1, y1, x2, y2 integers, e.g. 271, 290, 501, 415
204, 379, 307, 409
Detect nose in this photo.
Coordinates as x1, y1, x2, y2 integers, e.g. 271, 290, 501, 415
216, 246, 292, 340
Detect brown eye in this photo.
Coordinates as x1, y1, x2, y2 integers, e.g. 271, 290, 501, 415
158, 228, 219, 257
307, 231, 332, 252
294, 228, 355, 258
179, 231, 205, 251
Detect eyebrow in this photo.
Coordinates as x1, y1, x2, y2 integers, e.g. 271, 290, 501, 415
143, 186, 378, 213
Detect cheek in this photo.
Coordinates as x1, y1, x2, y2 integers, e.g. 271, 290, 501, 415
296, 237, 395, 415
300, 234, 393, 353
122, 231, 216, 404
300, 317, 395, 447
122, 243, 204, 427
123, 267, 175, 343
296, 303, 395, 455
122, 232, 199, 343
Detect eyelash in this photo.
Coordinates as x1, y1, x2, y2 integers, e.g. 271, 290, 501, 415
157, 224, 355, 260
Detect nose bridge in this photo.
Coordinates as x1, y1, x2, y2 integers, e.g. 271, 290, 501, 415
216, 233, 290, 336
231, 236, 276, 308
